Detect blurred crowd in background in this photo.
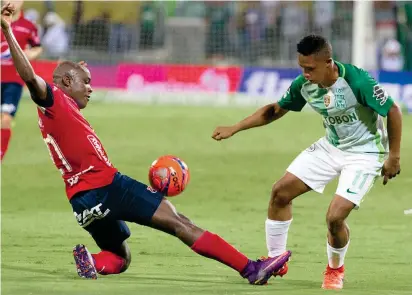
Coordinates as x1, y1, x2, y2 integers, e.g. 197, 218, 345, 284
22, 1, 412, 71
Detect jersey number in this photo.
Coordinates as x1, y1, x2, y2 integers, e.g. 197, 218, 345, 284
44, 134, 72, 175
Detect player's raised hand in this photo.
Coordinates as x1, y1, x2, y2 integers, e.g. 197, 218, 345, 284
381, 155, 401, 185
1, 2, 14, 31
212, 126, 237, 141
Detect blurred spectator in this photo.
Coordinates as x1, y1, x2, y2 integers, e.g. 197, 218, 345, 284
332, 1, 353, 62
71, 1, 111, 52
280, 2, 309, 63
380, 38, 404, 71
42, 12, 69, 59
395, 1, 412, 71
313, 0, 334, 41
237, 1, 265, 63
139, 1, 157, 49
24, 8, 43, 37
375, 1, 397, 43
175, 0, 205, 18
205, 1, 232, 60
261, 0, 281, 59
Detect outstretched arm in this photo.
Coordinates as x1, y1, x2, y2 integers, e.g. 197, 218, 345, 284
211, 103, 288, 141
1, 3, 48, 102
212, 77, 307, 141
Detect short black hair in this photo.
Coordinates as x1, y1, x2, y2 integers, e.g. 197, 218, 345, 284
297, 35, 331, 56
53, 61, 85, 84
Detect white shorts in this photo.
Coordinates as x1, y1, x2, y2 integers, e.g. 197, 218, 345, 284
287, 137, 384, 208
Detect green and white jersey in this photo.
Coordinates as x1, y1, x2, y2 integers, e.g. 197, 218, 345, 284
278, 61, 394, 154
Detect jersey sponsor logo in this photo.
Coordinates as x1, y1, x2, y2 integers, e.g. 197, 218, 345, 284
87, 135, 112, 167
324, 112, 358, 125
74, 203, 110, 228
324, 95, 331, 107
67, 166, 94, 186
373, 84, 389, 106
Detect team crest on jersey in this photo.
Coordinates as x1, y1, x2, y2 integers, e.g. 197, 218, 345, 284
324, 95, 331, 107
334, 95, 346, 110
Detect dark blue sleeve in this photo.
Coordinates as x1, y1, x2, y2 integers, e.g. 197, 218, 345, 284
29, 83, 54, 108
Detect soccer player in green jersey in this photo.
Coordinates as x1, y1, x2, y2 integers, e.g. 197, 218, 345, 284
212, 35, 402, 290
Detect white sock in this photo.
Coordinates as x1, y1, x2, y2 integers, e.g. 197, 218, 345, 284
327, 240, 350, 269
265, 218, 292, 257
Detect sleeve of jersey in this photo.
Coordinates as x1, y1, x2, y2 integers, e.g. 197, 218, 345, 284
30, 83, 54, 108
358, 71, 394, 117
277, 78, 306, 111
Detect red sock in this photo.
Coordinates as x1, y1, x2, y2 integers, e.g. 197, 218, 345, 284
1, 128, 11, 161
191, 231, 249, 273
91, 251, 125, 275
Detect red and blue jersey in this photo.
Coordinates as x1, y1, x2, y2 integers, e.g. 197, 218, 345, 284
36, 85, 118, 200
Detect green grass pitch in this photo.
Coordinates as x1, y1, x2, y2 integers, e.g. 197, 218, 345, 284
2, 95, 412, 295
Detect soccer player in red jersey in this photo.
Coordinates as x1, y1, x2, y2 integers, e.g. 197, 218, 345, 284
1, 2, 291, 284
1, 0, 42, 160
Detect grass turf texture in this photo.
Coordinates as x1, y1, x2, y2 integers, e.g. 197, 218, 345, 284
2, 96, 412, 295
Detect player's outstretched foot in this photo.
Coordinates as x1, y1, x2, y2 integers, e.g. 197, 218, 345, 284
274, 262, 288, 277
259, 256, 289, 278
241, 250, 291, 285
321, 265, 344, 290
73, 244, 97, 279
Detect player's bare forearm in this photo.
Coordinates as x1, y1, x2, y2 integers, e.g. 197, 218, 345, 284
234, 103, 288, 133
386, 103, 402, 159
2, 28, 47, 99
212, 103, 288, 140
25, 46, 43, 60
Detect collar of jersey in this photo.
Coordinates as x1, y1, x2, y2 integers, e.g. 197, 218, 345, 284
334, 60, 346, 79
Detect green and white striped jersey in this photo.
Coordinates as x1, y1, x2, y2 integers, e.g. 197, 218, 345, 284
278, 61, 394, 154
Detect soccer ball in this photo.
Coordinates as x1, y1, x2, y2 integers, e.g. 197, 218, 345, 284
148, 155, 190, 197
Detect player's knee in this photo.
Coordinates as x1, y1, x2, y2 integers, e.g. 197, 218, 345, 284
117, 241, 132, 273
326, 213, 345, 235
121, 252, 132, 273
1, 113, 13, 129
270, 182, 293, 208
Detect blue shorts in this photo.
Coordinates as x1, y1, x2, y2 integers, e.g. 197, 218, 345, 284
1, 83, 23, 117
70, 172, 164, 251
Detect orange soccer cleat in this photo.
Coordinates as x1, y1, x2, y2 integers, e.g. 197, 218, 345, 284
321, 265, 345, 290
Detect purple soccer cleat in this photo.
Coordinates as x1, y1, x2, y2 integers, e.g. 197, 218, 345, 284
73, 244, 98, 279
241, 250, 292, 285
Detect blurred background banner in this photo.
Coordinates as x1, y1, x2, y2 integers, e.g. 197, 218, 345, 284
19, 0, 412, 110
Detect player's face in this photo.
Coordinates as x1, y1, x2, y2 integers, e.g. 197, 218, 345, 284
298, 54, 331, 84
70, 68, 93, 109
